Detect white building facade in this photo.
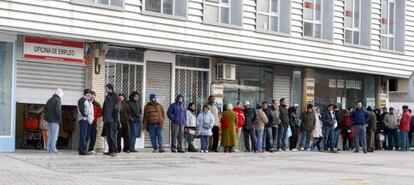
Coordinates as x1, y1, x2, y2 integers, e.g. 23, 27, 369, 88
0, 0, 413, 152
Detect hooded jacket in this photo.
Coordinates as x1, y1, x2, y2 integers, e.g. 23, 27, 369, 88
351, 108, 370, 125
126, 98, 142, 123
368, 111, 377, 131
243, 107, 257, 130
233, 107, 246, 128
44, 94, 62, 124
196, 111, 215, 136
400, 110, 411, 132
103, 92, 119, 123
167, 95, 187, 125
384, 113, 398, 129
186, 110, 197, 128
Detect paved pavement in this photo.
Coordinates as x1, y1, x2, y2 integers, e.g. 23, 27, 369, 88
2, 150, 414, 185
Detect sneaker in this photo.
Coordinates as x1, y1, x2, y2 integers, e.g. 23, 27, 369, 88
103, 152, 111, 155
171, 149, 177, 153
205, 150, 209, 153
89, 151, 96, 155
277, 149, 282, 152
130, 150, 138, 153
299, 147, 304, 151
291, 149, 298, 152
363, 150, 367, 154
177, 150, 186, 153
354, 150, 359, 153
110, 153, 117, 157
152, 149, 158, 153
159, 148, 166, 153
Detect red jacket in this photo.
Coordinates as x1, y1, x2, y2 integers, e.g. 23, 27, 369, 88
233, 108, 245, 128
92, 101, 102, 124
400, 111, 411, 132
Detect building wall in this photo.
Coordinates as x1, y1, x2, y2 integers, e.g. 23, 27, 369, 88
0, 0, 413, 78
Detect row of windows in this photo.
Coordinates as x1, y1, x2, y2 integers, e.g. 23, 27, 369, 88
73, 0, 406, 52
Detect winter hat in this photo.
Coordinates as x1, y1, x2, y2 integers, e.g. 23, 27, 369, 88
55, 88, 64, 99
367, 106, 373, 111
307, 104, 314, 109
256, 103, 262, 109
149, 94, 156, 101
227, 103, 233, 110
244, 101, 251, 106
294, 103, 299, 107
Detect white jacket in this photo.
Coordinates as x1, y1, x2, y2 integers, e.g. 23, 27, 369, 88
196, 111, 215, 136
186, 110, 197, 127
312, 113, 323, 138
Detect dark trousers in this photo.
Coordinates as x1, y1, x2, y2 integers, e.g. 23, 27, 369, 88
367, 130, 375, 151
78, 120, 91, 153
289, 126, 298, 150
342, 129, 353, 150
117, 123, 131, 152
272, 127, 279, 148
243, 128, 256, 152
263, 126, 273, 151
88, 123, 97, 152
105, 122, 118, 153
387, 128, 399, 150
210, 126, 219, 151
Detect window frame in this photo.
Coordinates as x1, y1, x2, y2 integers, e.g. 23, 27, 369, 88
142, 0, 188, 19
381, 0, 397, 51
203, 0, 243, 28
344, 0, 362, 45
71, 0, 125, 10
256, 0, 281, 32
303, 0, 324, 39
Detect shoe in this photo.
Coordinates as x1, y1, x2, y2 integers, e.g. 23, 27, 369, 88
110, 152, 117, 157
130, 150, 138, 153
330, 149, 338, 153
291, 149, 298, 152
159, 148, 166, 153
88, 151, 96, 155
205, 150, 209, 153
79, 152, 87, 155
125, 150, 131, 153
177, 149, 186, 153
354, 150, 359, 153
103, 152, 111, 155
363, 150, 367, 154
171, 149, 177, 153
300, 147, 304, 151
152, 149, 158, 153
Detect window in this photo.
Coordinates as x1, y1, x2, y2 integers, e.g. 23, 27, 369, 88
303, 0, 333, 40
344, 0, 371, 46
144, 0, 187, 17
381, 0, 405, 52
257, 0, 280, 32
72, 0, 124, 8
204, 0, 243, 26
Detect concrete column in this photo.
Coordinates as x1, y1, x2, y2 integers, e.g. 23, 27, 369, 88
302, 68, 315, 112
86, 43, 107, 153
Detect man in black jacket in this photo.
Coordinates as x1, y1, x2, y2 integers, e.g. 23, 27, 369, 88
243, 101, 257, 152
262, 101, 275, 152
44, 88, 63, 154
127, 91, 142, 153
102, 84, 119, 157
278, 98, 289, 151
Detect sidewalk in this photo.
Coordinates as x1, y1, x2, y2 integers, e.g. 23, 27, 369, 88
2, 150, 414, 185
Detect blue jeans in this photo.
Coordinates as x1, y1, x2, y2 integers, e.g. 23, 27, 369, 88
129, 121, 140, 151
255, 128, 264, 151
387, 128, 399, 150
200, 135, 210, 151
47, 122, 59, 153
263, 127, 273, 151
277, 127, 287, 150
323, 126, 335, 150
148, 123, 163, 150
401, 131, 409, 151
300, 130, 312, 149
354, 125, 367, 151
334, 128, 340, 149
78, 120, 91, 153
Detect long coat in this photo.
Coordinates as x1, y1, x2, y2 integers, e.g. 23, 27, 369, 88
220, 110, 238, 147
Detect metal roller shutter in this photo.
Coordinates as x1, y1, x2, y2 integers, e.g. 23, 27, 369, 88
145, 61, 172, 148
273, 75, 291, 105
16, 60, 86, 106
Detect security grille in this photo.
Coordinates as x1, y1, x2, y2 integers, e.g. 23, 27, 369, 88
175, 69, 209, 114
105, 62, 143, 97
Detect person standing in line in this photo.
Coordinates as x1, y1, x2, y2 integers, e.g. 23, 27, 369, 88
207, 95, 220, 152
233, 101, 245, 152
409, 109, 414, 149
77, 89, 94, 155
44, 88, 63, 154
270, 99, 281, 152
255, 103, 269, 153
366, 106, 377, 153
311, 107, 323, 151
322, 104, 338, 153
300, 104, 315, 151
243, 101, 257, 152
220, 104, 238, 153
126, 91, 142, 153
333, 105, 341, 151
88, 91, 102, 154
197, 105, 215, 153
117, 94, 131, 153
167, 95, 187, 153
351, 102, 369, 154
102, 84, 119, 157
277, 98, 289, 151
384, 107, 399, 151
381, 107, 389, 149
374, 108, 385, 150
399, 105, 411, 151
341, 107, 353, 151
288, 104, 299, 151
185, 103, 198, 152
143, 94, 166, 153
262, 102, 275, 152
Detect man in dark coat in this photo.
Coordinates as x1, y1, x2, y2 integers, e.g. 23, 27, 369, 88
102, 84, 119, 157
322, 104, 338, 153
243, 101, 257, 152
126, 91, 142, 153
117, 94, 130, 153
277, 98, 289, 151
44, 88, 63, 154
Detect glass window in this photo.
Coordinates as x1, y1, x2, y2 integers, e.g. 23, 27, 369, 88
176, 55, 210, 69
271, 16, 279, 31
106, 48, 144, 62
381, 0, 399, 50
145, 0, 187, 17
257, 0, 283, 32
345, 30, 352, 43
303, 0, 331, 39
258, 14, 270, 30
271, 0, 278, 13
258, 0, 270, 12
353, 31, 360, 45
344, 0, 365, 45
315, 0, 321, 21
204, 0, 241, 25
304, 22, 313, 37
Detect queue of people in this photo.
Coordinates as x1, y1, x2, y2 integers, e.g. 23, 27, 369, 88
43, 84, 414, 156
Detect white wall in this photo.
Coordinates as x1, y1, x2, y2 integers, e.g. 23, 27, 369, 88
0, 0, 413, 78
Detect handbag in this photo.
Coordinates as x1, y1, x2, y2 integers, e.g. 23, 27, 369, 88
287, 125, 292, 138
221, 116, 229, 129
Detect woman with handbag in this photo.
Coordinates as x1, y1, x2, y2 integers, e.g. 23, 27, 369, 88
196, 105, 215, 153
220, 104, 238, 153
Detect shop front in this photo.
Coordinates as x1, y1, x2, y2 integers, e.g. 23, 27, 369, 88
314, 69, 381, 110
